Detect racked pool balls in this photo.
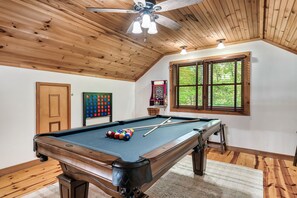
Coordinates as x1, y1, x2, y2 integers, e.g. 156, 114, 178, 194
105, 128, 134, 141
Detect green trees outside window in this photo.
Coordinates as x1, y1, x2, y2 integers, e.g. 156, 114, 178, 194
171, 53, 250, 115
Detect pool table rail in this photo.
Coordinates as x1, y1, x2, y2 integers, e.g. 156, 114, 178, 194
34, 136, 121, 197
35, 136, 119, 165
141, 130, 200, 189
33, 115, 222, 198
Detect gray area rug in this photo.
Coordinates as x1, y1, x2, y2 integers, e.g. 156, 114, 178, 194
24, 156, 263, 198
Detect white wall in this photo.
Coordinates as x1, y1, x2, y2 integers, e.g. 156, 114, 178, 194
136, 40, 297, 156
0, 67, 135, 169
1, 40, 296, 169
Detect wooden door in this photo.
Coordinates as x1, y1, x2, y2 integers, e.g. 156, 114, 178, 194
36, 82, 71, 134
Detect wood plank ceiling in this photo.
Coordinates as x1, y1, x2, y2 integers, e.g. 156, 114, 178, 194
0, 0, 296, 81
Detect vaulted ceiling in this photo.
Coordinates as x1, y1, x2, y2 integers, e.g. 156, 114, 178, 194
0, 0, 296, 81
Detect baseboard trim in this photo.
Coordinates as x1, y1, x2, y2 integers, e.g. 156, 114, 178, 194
207, 141, 294, 161
0, 159, 42, 176
227, 145, 294, 161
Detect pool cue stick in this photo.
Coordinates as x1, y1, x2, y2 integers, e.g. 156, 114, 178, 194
143, 117, 172, 137
125, 118, 200, 131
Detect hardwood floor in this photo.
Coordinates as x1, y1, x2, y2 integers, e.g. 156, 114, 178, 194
0, 149, 296, 198
0, 160, 61, 198
206, 149, 297, 198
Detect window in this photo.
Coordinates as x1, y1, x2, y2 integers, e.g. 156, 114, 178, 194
170, 52, 250, 115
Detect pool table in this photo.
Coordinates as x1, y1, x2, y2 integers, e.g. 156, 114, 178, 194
34, 115, 221, 198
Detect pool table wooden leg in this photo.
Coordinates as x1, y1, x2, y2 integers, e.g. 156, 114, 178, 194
58, 174, 89, 198
191, 145, 207, 176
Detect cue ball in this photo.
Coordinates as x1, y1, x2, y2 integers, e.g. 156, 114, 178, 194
167, 120, 171, 123
106, 131, 113, 137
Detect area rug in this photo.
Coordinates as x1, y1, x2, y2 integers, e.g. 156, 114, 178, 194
24, 156, 263, 198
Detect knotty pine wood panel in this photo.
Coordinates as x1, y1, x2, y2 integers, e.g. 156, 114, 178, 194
0, 0, 296, 81
0, 0, 162, 81
265, 0, 297, 52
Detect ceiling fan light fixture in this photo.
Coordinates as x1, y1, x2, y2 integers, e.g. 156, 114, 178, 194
132, 20, 142, 34
148, 21, 158, 34
180, 46, 187, 55
87, 0, 205, 36
217, 39, 225, 49
142, 13, 151, 28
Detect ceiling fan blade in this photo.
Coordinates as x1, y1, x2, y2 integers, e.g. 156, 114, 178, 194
156, 0, 203, 12
155, 14, 182, 30
133, 0, 146, 7
87, 7, 138, 14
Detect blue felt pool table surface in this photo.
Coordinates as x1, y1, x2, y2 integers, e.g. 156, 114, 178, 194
50, 116, 214, 162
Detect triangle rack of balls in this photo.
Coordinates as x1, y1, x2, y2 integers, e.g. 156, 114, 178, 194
106, 128, 134, 141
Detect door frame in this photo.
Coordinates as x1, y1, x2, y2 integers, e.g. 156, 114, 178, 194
36, 82, 71, 134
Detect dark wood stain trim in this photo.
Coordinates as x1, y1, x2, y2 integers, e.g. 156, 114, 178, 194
258, 0, 266, 39
262, 0, 267, 39
227, 145, 294, 161
176, 65, 180, 108
230, 151, 240, 164
263, 39, 297, 55
169, 52, 250, 66
255, 155, 260, 169
170, 52, 251, 116
164, 38, 262, 56
234, 60, 237, 111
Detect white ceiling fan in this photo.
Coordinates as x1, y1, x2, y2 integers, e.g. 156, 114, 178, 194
87, 0, 203, 34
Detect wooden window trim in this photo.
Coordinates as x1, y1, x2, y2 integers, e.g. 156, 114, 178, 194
169, 52, 250, 116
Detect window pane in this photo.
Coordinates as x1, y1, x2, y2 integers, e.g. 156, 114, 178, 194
179, 66, 196, 85
237, 61, 242, 83
236, 85, 242, 108
179, 87, 196, 106
198, 86, 203, 107
198, 65, 203, 85
212, 62, 235, 84
212, 85, 234, 107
